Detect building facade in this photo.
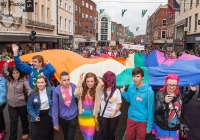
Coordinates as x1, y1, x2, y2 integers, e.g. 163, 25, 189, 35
146, 13, 155, 47
135, 34, 146, 44
73, 0, 97, 49
98, 12, 111, 46
174, 0, 200, 52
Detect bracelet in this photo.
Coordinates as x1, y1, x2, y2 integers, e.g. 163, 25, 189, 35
114, 109, 118, 112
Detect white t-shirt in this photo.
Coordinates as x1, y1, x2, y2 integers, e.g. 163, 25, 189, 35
100, 89, 122, 118
39, 88, 50, 110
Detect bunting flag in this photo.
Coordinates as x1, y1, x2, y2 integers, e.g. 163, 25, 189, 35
111, 24, 116, 31
128, 31, 130, 37
136, 27, 140, 31
174, 0, 180, 12
100, 9, 105, 15
142, 10, 148, 18
125, 26, 129, 30
122, 9, 127, 17
168, 4, 175, 14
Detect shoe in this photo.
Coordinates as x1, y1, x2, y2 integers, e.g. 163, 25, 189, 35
0, 130, 5, 140
22, 134, 29, 139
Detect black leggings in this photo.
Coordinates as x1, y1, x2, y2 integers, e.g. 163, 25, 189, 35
0, 103, 6, 133
101, 116, 120, 140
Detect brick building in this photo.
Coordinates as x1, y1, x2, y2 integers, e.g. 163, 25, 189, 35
135, 35, 146, 44
73, 0, 97, 49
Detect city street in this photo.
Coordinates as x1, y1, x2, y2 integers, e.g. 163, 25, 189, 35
3, 91, 200, 140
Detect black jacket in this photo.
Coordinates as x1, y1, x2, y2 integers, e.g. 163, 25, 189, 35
154, 89, 195, 130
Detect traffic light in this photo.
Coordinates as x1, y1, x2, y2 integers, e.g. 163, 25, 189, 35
29, 30, 36, 44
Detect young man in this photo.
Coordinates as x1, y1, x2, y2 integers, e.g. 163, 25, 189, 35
12, 44, 55, 89
52, 71, 78, 140
120, 67, 155, 140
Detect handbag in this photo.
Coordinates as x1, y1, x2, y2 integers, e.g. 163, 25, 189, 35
172, 103, 189, 140
93, 94, 112, 140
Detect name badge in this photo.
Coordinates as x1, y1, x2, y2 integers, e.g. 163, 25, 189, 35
136, 96, 143, 102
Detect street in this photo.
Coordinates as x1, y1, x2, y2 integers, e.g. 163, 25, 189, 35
3, 91, 200, 140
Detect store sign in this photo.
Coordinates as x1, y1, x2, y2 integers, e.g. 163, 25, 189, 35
25, 0, 34, 12
195, 37, 200, 41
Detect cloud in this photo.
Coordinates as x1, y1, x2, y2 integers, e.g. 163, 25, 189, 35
93, 0, 167, 36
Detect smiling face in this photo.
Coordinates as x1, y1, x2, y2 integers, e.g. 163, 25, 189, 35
12, 69, 20, 80
166, 79, 178, 94
36, 78, 47, 91
32, 58, 42, 70
86, 77, 95, 89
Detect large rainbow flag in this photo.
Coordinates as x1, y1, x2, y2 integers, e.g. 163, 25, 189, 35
18, 50, 200, 87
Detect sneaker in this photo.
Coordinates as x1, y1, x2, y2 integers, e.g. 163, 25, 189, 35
22, 134, 29, 139
0, 131, 5, 140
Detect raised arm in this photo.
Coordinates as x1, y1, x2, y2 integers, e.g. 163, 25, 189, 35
74, 73, 84, 98
45, 61, 55, 78
2, 60, 10, 80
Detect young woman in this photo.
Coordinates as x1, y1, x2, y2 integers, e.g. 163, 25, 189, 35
27, 75, 54, 140
101, 71, 122, 140
2, 60, 31, 140
74, 72, 103, 140
0, 72, 7, 140
153, 74, 196, 140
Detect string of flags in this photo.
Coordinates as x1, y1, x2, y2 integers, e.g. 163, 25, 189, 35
136, 27, 140, 31
100, 9, 105, 15
121, 9, 127, 17
142, 10, 148, 18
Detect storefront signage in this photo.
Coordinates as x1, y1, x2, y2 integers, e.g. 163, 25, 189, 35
25, 0, 34, 12
196, 37, 200, 41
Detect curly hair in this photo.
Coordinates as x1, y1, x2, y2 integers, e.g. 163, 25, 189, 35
102, 71, 117, 101
81, 72, 98, 100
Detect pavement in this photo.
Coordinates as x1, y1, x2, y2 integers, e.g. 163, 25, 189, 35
2, 90, 200, 140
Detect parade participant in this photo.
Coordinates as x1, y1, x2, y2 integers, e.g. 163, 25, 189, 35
74, 72, 103, 140
100, 71, 122, 140
0, 71, 7, 140
27, 75, 54, 140
120, 67, 155, 140
52, 71, 78, 140
12, 44, 55, 89
2, 60, 31, 140
153, 74, 196, 140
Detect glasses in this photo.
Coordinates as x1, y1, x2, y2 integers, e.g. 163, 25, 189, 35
166, 84, 177, 87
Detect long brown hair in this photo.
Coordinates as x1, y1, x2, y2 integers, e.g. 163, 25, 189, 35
81, 72, 98, 100
32, 75, 48, 95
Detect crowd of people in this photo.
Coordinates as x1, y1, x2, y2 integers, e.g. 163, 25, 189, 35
0, 43, 198, 140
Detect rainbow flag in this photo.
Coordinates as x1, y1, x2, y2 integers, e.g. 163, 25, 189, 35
19, 50, 200, 87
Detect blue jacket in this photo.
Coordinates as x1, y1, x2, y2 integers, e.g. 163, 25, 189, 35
122, 82, 155, 131
27, 87, 54, 122
52, 83, 78, 127
0, 75, 7, 105
14, 56, 55, 89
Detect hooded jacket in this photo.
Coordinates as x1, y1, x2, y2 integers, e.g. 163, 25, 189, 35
0, 74, 7, 105
122, 82, 155, 131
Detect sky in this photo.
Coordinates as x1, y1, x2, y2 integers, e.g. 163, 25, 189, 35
92, 0, 167, 36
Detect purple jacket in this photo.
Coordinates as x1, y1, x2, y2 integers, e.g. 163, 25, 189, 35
52, 83, 78, 127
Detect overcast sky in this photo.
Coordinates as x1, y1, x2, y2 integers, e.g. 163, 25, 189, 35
92, 0, 167, 36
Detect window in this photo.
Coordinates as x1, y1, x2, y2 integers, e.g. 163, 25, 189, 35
86, 3, 89, 8
194, 13, 198, 30
75, 20, 77, 29
65, 3, 67, 9
197, 0, 199, 4
47, 8, 49, 24
69, 20, 71, 32
101, 17, 108, 40
190, 0, 193, 8
82, 0, 84, 6
79, 7, 81, 13
82, 13, 84, 19
188, 16, 191, 31
161, 30, 166, 39
90, 27, 92, 34
60, 0, 62, 7
65, 18, 67, 31
75, 5, 77, 11
85, 26, 88, 33
90, 5, 93, 10
82, 25, 84, 32
162, 20, 166, 26
69, 6, 71, 12
86, 14, 88, 21
60, 16, 62, 30
90, 16, 93, 22
41, 5, 44, 22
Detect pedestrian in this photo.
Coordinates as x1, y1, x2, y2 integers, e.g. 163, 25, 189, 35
52, 71, 78, 140
153, 74, 196, 140
0, 71, 7, 140
27, 75, 54, 140
74, 72, 103, 140
120, 67, 155, 140
100, 71, 122, 140
12, 44, 55, 89
2, 60, 31, 140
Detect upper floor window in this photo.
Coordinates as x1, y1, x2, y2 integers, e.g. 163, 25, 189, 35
86, 3, 89, 8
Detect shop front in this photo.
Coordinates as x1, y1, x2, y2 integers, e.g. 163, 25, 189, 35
186, 34, 200, 52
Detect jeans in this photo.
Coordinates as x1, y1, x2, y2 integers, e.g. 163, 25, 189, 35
0, 103, 6, 133
101, 116, 120, 140
59, 116, 78, 140
8, 105, 29, 140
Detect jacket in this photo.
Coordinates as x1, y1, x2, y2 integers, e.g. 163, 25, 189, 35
14, 55, 55, 89
154, 90, 195, 131
122, 82, 155, 131
0, 74, 7, 105
52, 84, 78, 127
74, 84, 103, 117
2, 62, 31, 107
27, 87, 53, 122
